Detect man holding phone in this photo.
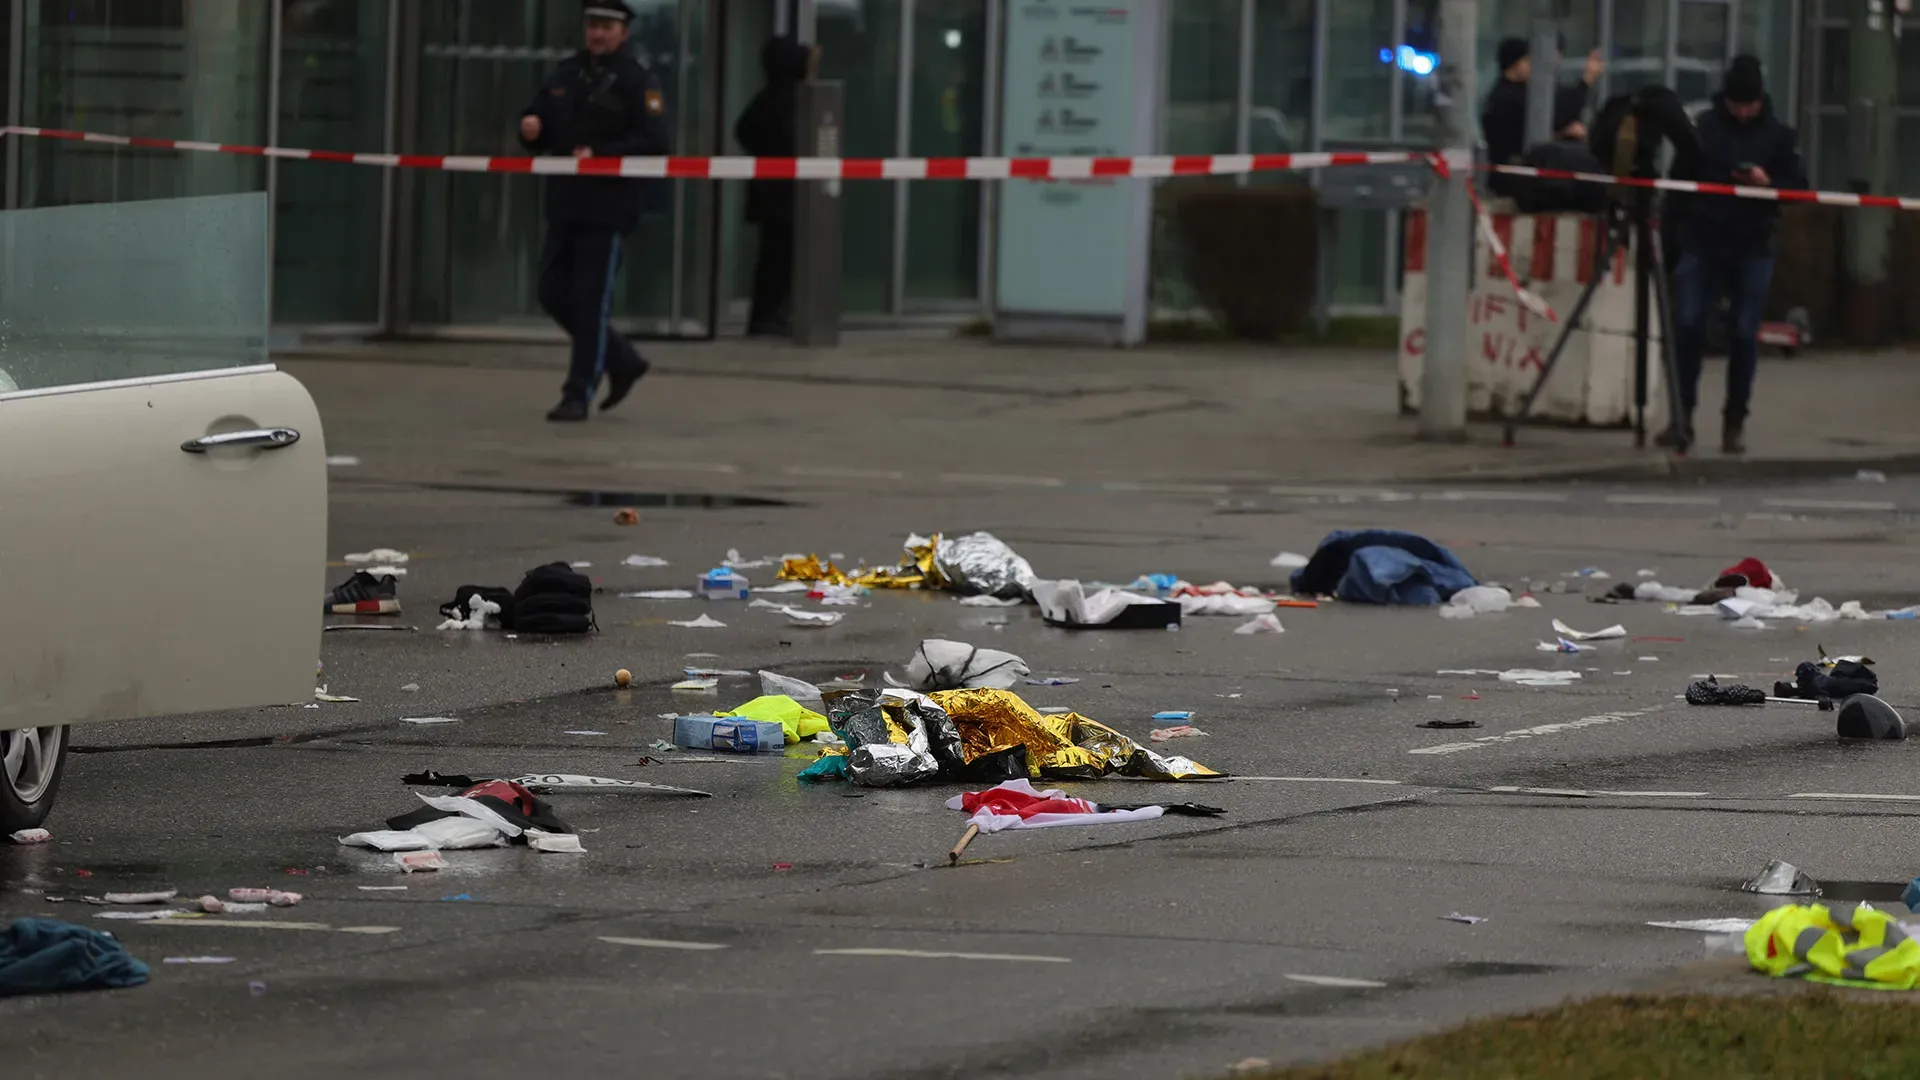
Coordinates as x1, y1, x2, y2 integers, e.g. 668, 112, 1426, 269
1663, 55, 1805, 455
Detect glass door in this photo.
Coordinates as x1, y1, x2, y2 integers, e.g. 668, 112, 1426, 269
406, 0, 718, 338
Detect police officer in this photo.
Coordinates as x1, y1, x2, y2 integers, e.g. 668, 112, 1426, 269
519, 1, 670, 423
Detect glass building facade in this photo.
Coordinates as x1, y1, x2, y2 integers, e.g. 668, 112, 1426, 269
0, 0, 1890, 336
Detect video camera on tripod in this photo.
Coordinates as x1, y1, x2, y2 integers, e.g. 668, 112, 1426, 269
1503, 87, 1704, 452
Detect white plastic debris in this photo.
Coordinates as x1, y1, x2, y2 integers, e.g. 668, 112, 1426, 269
893, 639, 1029, 691
314, 686, 360, 703
1178, 593, 1275, 616
1858, 469, 1888, 483
959, 595, 1025, 608
1513, 594, 1543, 608
669, 614, 728, 629
1637, 569, 1658, 578
1741, 859, 1820, 896
722, 549, 775, 569
623, 589, 695, 599
1270, 552, 1310, 569
1442, 586, 1513, 618
672, 677, 720, 692
104, 890, 179, 905
410, 816, 506, 851
776, 606, 843, 627
342, 830, 435, 852
509, 774, 713, 797
622, 555, 670, 568
759, 670, 824, 707
413, 792, 524, 838
1030, 579, 1172, 627
9, 828, 51, 844
346, 549, 410, 565
324, 455, 361, 467
1536, 639, 1593, 653
1647, 918, 1756, 932
1839, 601, 1873, 620
1551, 619, 1627, 641
525, 829, 586, 854
1440, 912, 1488, 925
753, 581, 810, 594
1235, 614, 1285, 635
400, 716, 460, 725
1496, 669, 1584, 686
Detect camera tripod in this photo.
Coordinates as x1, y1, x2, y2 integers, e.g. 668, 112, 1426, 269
1500, 187, 1692, 453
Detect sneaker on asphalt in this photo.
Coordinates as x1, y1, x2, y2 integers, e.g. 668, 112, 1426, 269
1722, 422, 1747, 456
546, 399, 589, 423
1654, 424, 1691, 450
325, 570, 400, 615
600, 357, 650, 412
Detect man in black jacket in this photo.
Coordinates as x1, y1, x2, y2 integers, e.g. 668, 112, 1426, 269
734, 37, 815, 336
519, 1, 671, 423
1662, 56, 1805, 454
1482, 36, 1605, 198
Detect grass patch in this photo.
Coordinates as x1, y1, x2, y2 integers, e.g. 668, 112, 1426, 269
1251, 993, 1920, 1080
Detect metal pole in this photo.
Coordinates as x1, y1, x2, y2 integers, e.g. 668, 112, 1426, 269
1418, 0, 1476, 441
1524, 0, 1558, 149
1842, 0, 1896, 344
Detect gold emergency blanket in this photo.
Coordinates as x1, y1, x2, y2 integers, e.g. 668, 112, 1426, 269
779, 535, 941, 590
929, 688, 1220, 781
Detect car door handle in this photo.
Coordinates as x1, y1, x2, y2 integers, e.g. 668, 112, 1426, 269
180, 427, 302, 454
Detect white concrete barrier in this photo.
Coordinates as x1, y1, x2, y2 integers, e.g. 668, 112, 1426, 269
1398, 209, 1667, 430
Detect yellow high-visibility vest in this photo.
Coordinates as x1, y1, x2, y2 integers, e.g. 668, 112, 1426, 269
1746, 902, 1920, 990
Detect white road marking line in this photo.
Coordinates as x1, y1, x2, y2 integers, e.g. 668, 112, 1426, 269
814, 948, 1070, 963
1787, 792, 1920, 803
1605, 493, 1722, 506
1421, 490, 1570, 503
783, 465, 907, 481
620, 461, 742, 474
1761, 498, 1897, 512
140, 920, 358, 932
600, 936, 730, 951
1231, 776, 1405, 786
1267, 486, 1416, 502
938, 472, 1066, 488
1408, 710, 1653, 755
1593, 790, 1709, 798
1284, 974, 1388, 988
1100, 481, 1232, 495
1488, 786, 1597, 797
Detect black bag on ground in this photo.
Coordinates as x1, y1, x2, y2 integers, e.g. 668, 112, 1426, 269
512, 562, 595, 634
439, 585, 517, 628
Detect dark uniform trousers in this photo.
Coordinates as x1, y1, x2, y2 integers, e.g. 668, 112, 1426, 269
538, 226, 645, 404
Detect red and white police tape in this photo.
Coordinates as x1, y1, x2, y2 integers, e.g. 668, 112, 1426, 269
1487, 162, 1920, 213
0, 125, 1417, 180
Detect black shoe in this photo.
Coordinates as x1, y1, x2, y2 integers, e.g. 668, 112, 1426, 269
601, 358, 650, 412
325, 571, 400, 615
1723, 421, 1747, 456
1654, 424, 1692, 450
546, 399, 589, 423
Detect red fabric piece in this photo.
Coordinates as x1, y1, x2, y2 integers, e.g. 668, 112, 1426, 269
959, 787, 1096, 819
1718, 557, 1773, 590
461, 779, 540, 819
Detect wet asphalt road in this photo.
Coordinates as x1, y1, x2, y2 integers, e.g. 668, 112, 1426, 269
8, 468, 1920, 1079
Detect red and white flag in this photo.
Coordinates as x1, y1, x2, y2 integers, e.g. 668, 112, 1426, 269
946, 779, 1165, 833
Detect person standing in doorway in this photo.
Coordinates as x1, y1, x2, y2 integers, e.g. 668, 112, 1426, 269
734, 36, 817, 337
1663, 55, 1804, 455
519, 0, 671, 423
1481, 36, 1604, 198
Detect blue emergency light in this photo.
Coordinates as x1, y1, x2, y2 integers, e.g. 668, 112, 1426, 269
1378, 45, 1438, 76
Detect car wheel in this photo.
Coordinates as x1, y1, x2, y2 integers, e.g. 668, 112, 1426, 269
0, 725, 68, 832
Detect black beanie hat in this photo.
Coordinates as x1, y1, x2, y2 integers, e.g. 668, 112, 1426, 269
1497, 37, 1530, 72
1723, 55, 1765, 103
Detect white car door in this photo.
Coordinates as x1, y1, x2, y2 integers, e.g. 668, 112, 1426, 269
0, 192, 326, 739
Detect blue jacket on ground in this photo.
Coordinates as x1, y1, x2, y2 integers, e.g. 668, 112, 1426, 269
0, 918, 150, 997
520, 48, 672, 233
1291, 529, 1478, 606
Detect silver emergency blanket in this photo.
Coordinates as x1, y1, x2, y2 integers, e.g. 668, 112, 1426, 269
933, 531, 1037, 599
827, 690, 961, 787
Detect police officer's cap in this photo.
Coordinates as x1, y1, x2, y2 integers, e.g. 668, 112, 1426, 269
584, 1, 635, 23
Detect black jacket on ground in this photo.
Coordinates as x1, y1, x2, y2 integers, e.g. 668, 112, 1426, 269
520, 48, 671, 233
1482, 75, 1590, 197
735, 37, 812, 226
1679, 94, 1805, 258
